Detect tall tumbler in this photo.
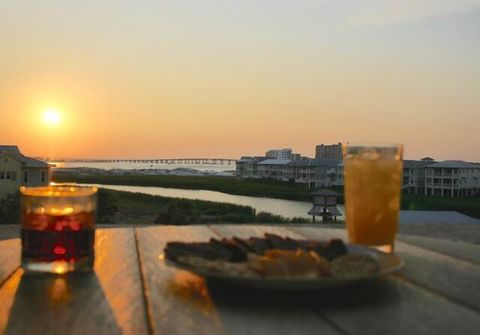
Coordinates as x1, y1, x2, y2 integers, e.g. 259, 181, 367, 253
342, 143, 403, 253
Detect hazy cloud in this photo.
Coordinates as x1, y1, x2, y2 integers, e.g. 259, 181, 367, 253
342, 0, 480, 26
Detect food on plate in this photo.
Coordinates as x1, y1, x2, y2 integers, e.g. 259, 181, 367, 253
248, 249, 331, 278
331, 254, 379, 278
164, 234, 379, 279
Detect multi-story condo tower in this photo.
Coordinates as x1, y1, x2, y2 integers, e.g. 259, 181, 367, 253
315, 143, 343, 160
266, 148, 293, 160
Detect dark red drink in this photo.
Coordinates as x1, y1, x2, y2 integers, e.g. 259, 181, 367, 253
22, 212, 94, 266
20, 186, 97, 273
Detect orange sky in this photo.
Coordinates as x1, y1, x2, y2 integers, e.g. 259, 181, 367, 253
1, 1, 479, 161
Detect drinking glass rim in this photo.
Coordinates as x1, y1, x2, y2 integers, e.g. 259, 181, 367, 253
342, 142, 403, 149
342, 142, 403, 160
20, 185, 98, 197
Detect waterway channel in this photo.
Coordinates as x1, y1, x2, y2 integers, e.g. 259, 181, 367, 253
80, 183, 345, 219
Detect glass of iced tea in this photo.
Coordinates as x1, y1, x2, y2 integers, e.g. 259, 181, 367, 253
20, 185, 97, 273
342, 143, 403, 253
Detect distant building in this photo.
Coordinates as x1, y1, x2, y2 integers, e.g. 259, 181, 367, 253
257, 158, 291, 180
0, 145, 51, 199
266, 148, 293, 160
289, 159, 342, 188
315, 143, 343, 160
236, 155, 343, 188
403, 159, 480, 197
290, 153, 302, 161
235, 156, 267, 178
424, 161, 480, 197
237, 146, 480, 197
403, 160, 431, 194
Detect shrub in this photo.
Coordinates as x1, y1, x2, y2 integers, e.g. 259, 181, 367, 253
255, 211, 288, 223
0, 192, 20, 225
219, 214, 251, 223
96, 189, 119, 223
155, 201, 200, 225
289, 217, 311, 223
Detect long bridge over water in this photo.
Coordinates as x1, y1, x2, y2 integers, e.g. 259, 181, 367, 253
48, 158, 237, 165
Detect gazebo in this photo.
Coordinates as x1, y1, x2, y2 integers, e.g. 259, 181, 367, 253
308, 189, 342, 223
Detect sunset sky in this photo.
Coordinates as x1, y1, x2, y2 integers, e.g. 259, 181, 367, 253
1, 1, 479, 161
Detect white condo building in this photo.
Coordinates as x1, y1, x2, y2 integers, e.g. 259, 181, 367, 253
423, 161, 480, 197
238, 157, 342, 188
237, 152, 479, 198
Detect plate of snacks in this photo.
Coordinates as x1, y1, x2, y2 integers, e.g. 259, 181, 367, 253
163, 233, 403, 289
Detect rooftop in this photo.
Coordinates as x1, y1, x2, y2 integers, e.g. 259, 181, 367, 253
426, 160, 480, 169
257, 158, 291, 165
291, 158, 340, 168
0, 145, 21, 155
0, 145, 49, 168
404, 160, 431, 168
310, 189, 340, 196
238, 156, 268, 162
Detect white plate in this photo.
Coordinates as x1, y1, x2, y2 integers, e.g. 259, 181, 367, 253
164, 244, 403, 290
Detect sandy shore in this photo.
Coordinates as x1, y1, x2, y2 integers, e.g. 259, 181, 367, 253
1, 223, 480, 244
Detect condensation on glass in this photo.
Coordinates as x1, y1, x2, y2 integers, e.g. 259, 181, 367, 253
342, 143, 403, 253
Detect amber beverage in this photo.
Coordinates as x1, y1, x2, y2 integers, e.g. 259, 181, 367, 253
342, 144, 403, 253
20, 186, 97, 273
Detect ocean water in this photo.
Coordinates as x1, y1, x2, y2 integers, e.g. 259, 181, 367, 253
50, 161, 235, 173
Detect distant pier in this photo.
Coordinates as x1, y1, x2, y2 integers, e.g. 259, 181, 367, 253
47, 158, 237, 165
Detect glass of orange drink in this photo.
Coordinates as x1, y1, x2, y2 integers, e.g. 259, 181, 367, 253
342, 143, 403, 253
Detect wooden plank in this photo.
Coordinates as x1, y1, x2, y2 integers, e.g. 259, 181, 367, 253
397, 223, 480, 245
0, 228, 149, 335
301, 276, 480, 335
205, 281, 343, 335
0, 239, 20, 286
286, 225, 480, 264
135, 225, 224, 335
394, 240, 480, 311
0, 270, 21, 334
285, 226, 347, 241
396, 235, 480, 265
135, 225, 340, 335
284, 228, 480, 333
213, 225, 480, 335
93, 228, 150, 335
288, 226, 480, 312
0, 225, 20, 241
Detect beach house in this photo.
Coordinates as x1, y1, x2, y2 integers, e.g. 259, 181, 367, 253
0, 145, 50, 199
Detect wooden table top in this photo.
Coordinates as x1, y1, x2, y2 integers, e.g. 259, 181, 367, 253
0, 225, 479, 335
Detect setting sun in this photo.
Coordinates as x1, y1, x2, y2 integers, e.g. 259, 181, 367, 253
42, 109, 61, 126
